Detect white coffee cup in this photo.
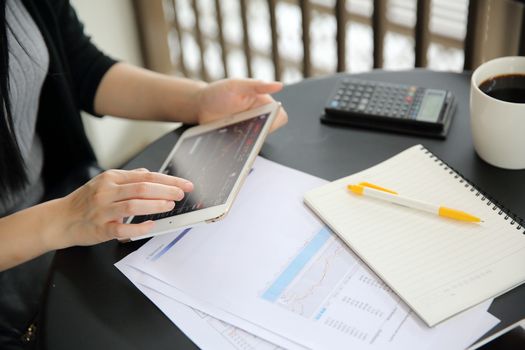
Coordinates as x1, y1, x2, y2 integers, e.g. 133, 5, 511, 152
470, 56, 525, 169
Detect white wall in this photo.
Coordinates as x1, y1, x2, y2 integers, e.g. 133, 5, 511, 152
70, 0, 180, 169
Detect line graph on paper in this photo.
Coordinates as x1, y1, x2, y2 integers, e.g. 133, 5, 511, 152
260, 227, 409, 344
261, 228, 358, 318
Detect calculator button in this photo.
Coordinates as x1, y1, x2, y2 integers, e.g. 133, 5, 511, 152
330, 100, 339, 108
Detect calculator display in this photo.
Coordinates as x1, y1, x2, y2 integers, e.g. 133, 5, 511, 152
416, 90, 446, 123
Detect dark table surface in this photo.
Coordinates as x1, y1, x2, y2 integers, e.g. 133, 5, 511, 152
42, 69, 525, 349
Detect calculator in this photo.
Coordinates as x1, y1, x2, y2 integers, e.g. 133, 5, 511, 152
322, 78, 456, 138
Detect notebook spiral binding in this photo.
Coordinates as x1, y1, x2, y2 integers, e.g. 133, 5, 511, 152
419, 146, 525, 234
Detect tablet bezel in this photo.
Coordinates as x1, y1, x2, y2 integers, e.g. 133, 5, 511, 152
129, 102, 280, 240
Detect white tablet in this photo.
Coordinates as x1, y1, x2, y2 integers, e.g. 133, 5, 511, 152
128, 102, 280, 240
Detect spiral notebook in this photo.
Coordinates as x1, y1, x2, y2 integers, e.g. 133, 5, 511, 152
304, 145, 525, 327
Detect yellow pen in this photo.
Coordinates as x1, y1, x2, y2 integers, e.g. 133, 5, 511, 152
347, 182, 483, 223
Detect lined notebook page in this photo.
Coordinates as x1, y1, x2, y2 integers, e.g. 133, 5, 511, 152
304, 145, 525, 326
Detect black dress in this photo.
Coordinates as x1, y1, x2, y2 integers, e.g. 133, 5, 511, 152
0, 0, 116, 348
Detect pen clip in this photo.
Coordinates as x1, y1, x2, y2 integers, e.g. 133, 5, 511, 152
347, 182, 398, 195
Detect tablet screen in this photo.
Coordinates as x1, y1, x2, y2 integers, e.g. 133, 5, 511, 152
132, 113, 270, 223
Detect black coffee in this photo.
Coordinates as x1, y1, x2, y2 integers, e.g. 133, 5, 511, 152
479, 74, 525, 103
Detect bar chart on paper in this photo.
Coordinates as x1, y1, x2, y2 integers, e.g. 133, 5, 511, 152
261, 227, 410, 344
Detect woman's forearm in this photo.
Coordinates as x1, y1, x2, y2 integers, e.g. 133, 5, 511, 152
93, 62, 207, 124
0, 198, 69, 271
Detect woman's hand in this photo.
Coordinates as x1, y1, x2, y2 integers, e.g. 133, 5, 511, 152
58, 168, 193, 246
94, 64, 289, 129
0, 168, 193, 270
196, 79, 288, 132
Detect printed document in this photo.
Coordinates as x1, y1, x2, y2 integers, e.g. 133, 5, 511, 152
120, 157, 499, 349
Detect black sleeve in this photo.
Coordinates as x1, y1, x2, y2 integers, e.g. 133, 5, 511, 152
49, 0, 118, 116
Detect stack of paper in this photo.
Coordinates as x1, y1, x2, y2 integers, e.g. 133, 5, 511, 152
116, 157, 499, 349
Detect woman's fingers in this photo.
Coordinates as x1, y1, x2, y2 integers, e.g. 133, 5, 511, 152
234, 79, 283, 95
270, 108, 289, 132
250, 95, 289, 132
115, 182, 186, 202
106, 220, 156, 240
101, 169, 194, 192
109, 199, 175, 220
